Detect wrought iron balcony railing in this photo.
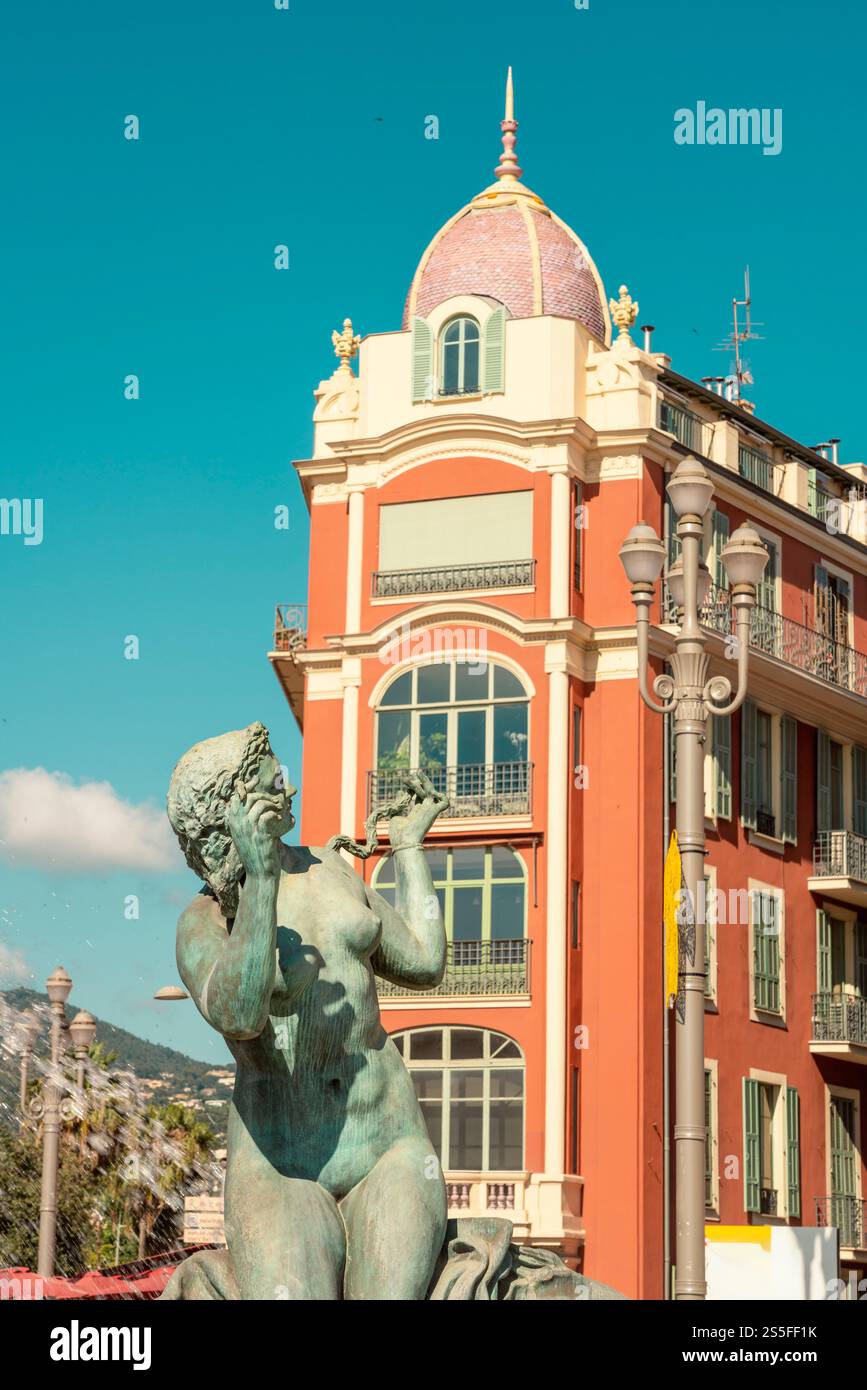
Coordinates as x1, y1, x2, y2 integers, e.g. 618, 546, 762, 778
739, 445, 778, 494
658, 398, 708, 454
812, 991, 867, 1047
663, 580, 867, 699
368, 762, 532, 818
808, 477, 837, 524
813, 830, 867, 883
377, 938, 531, 998
372, 559, 535, 598
273, 604, 308, 653
815, 1195, 867, 1250
760, 1188, 778, 1217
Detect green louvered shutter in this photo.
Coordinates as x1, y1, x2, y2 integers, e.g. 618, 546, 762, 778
741, 699, 757, 830
713, 714, 731, 818
854, 746, 867, 838
481, 306, 506, 393
743, 1078, 760, 1214
781, 715, 798, 844
786, 1087, 801, 1219
754, 891, 780, 1013
808, 467, 818, 517
410, 316, 434, 402
816, 729, 831, 834
817, 909, 832, 994
711, 509, 730, 590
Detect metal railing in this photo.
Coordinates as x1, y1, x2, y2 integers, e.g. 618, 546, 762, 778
658, 397, 707, 454
368, 762, 532, 818
739, 445, 777, 493
813, 830, 867, 883
372, 559, 535, 598
663, 580, 867, 698
273, 604, 307, 653
815, 1196, 867, 1250
812, 991, 867, 1047
808, 477, 837, 524
377, 938, 531, 998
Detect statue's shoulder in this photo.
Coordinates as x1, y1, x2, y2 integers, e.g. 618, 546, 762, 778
177, 887, 226, 937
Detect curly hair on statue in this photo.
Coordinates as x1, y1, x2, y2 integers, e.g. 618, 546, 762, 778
167, 722, 273, 917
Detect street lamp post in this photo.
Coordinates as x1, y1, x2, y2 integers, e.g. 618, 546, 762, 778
18, 1012, 41, 1112
35, 966, 73, 1278
620, 456, 768, 1300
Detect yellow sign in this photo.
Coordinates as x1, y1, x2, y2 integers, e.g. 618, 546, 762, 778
663, 831, 681, 1008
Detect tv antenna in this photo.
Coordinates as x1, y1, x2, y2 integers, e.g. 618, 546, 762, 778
713, 267, 763, 407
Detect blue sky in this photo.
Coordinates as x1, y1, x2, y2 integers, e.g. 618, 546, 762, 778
2, 0, 865, 1061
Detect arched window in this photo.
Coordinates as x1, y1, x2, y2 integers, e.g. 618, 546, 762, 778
373, 845, 526, 949
392, 1026, 524, 1170
373, 660, 530, 816
440, 317, 480, 396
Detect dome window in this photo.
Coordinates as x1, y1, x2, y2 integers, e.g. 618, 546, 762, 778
440, 316, 480, 396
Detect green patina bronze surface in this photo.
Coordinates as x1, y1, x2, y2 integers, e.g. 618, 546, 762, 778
160, 722, 624, 1302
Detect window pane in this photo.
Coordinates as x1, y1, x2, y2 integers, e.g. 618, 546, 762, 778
452, 885, 483, 941
455, 662, 490, 702
457, 709, 486, 768
391, 1032, 404, 1055
463, 337, 480, 393
451, 1029, 485, 1060
493, 665, 524, 699
375, 854, 396, 885
490, 882, 524, 939
449, 1102, 483, 1169
491, 846, 522, 879
488, 1100, 523, 1169
490, 1068, 523, 1099
451, 847, 486, 880
493, 703, 528, 762
491, 1037, 521, 1059
425, 847, 448, 882
419, 712, 448, 768
409, 1030, 443, 1061
451, 1069, 483, 1098
444, 321, 462, 343
417, 663, 451, 705
380, 671, 412, 706
420, 1102, 443, 1160
410, 1069, 443, 1099
377, 711, 410, 768
442, 341, 460, 395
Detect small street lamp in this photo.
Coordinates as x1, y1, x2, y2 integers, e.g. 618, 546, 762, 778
18, 1012, 41, 1112
23, 967, 97, 1279
620, 455, 768, 1301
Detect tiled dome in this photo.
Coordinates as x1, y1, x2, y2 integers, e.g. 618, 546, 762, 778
403, 71, 609, 344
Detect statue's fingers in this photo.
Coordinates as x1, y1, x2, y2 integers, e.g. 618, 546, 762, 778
402, 773, 426, 801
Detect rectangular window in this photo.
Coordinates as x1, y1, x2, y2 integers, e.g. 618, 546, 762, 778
830, 740, 845, 831
571, 880, 580, 950
759, 1083, 778, 1215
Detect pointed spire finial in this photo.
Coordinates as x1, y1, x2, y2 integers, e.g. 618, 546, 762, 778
495, 66, 523, 182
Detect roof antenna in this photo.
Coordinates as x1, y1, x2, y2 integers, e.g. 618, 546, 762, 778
714, 267, 763, 412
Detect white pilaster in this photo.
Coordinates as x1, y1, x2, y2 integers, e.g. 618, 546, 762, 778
345, 487, 365, 634
544, 644, 570, 1172
340, 658, 362, 839
549, 468, 571, 619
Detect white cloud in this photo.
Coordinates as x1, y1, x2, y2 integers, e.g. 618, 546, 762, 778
0, 941, 30, 984
0, 768, 179, 873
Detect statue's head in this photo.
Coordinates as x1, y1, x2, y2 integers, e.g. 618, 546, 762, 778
167, 722, 295, 916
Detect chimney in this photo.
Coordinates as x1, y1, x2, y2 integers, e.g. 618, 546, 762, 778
640, 324, 655, 353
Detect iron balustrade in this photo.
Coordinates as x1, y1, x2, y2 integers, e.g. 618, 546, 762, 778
663, 580, 867, 698
739, 445, 777, 493
376, 938, 531, 998
813, 830, 867, 883
372, 559, 536, 598
815, 1195, 867, 1250
273, 604, 308, 653
808, 476, 836, 524
812, 991, 867, 1047
658, 398, 707, 454
760, 1188, 778, 1217
368, 761, 532, 818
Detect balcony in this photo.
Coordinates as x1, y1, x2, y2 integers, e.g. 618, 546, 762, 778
372, 559, 535, 599
809, 831, 867, 908
664, 580, 867, 700
810, 991, 867, 1064
273, 604, 307, 653
739, 444, 778, 494
808, 476, 837, 524
368, 762, 532, 819
377, 939, 531, 1000
815, 1196, 867, 1254
658, 397, 707, 454
443, 1172, 584, 1260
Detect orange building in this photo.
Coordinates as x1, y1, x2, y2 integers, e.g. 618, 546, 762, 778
270, 79, 867, 1299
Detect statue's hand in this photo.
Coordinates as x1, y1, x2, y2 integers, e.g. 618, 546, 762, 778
388, 772, 450, 850
227, 780, 282, 881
